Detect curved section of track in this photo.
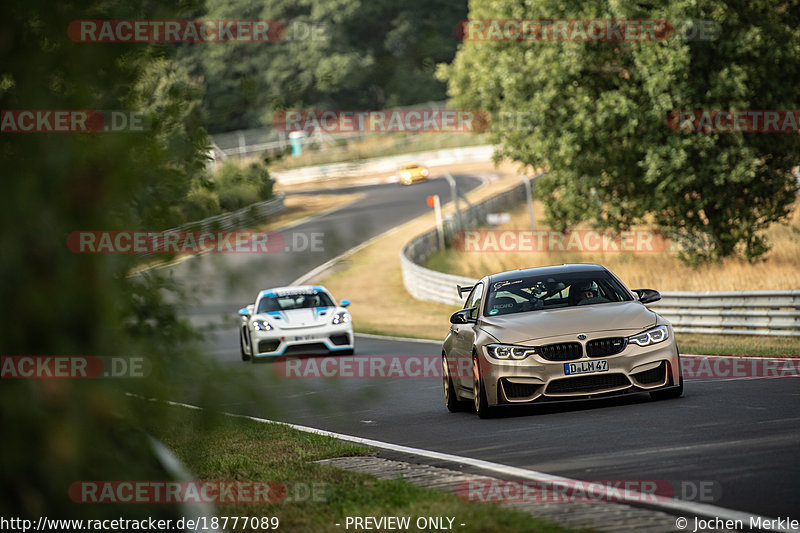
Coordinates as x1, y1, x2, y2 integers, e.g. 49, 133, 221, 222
171, 174, 799, 520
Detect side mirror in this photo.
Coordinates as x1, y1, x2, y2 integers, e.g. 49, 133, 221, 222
633, 289, 661, 304
340, 299, 350, 308
238, 307, 250, 317
450, 307, 477, 324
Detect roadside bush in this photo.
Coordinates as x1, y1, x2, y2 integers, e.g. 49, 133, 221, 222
215, 160, 273, 202
180, 160, 274, 222
182, 187, 221, 222
218, 184, 260, 211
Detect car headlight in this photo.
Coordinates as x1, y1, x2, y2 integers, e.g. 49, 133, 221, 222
628, 325, 669, 347
486, 344, 536, 360
332, 311, 351, 325
421, 169, 429, 176
252, 319, 273, 331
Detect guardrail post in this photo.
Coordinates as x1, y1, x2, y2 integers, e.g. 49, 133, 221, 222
237, 130, 246, 160
444, 173, 462, 232
519, 173, 535, 232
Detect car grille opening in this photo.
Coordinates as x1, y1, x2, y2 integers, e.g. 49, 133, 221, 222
329, 334, 350, 346
632, 361, 667, 385
546, 373, 630, 394
283, 343, 330, 355
586, 337, 626, 357
537, 342, 583, 361
501, 379, 541, 400
257, 340, 280, 353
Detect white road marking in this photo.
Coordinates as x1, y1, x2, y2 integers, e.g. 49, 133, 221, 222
356, 333, 440, 344
130, 393, 789, 531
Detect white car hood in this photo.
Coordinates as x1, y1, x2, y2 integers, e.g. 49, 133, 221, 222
257, 307, 337, 330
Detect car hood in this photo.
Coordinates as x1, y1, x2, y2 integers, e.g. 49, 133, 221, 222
479, 301, 658, 344
255, 307, 337, 330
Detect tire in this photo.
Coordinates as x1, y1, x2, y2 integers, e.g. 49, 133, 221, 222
240, 330, 251, 361
472, 351, 496, 418
650, 377, 683, 400
443, 354, 469, 412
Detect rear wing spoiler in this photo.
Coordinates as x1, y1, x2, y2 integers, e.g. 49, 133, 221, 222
457, 285, 474, 298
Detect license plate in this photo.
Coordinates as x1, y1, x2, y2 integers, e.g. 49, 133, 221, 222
294, 335, 317, 341
564, 360, 609, 375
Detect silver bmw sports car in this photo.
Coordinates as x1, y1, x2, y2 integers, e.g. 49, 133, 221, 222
442, 264, 683, 418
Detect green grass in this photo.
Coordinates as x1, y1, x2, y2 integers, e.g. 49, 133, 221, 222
353, 326, 800, 358
676, 333, 800, 357
140, 403, 586, 533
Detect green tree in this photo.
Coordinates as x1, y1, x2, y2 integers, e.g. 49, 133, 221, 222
179, 0, 468, 132
0, 0, 226, 520
440, 0, 800, 262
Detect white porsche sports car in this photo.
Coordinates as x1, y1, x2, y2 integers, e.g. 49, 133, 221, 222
238, 285, 354, 361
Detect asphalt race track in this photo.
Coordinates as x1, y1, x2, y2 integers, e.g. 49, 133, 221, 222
165, 175, 800, 521
168, 174, 484, 325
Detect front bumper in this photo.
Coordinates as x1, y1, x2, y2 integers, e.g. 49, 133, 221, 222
478, 334, 681, 406
251, 324, 354, 358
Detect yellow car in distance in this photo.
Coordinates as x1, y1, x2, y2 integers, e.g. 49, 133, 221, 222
398, 163, 429, 185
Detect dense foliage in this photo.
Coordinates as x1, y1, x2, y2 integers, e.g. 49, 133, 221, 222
178, 0, 469, 132
441, 0, 800, 262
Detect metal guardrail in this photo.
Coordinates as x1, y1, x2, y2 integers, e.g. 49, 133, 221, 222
654, 291, 800, 336
177, 193, 286, 232
400, 176, 536, 305
136, 194, 286, 259
399, 191, 800, 337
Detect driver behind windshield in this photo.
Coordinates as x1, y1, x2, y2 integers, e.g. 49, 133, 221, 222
573, 281, 609, 305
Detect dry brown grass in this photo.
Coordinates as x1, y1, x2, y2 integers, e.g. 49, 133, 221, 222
427, 198, 800, 291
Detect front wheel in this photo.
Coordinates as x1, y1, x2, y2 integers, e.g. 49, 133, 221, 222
472, 351, 496, 418
240, 330, 251, 361
443, 354, 469, 412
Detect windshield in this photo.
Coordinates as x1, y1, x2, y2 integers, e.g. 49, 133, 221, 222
484, 271, 632, 317
257, 289, 334, 313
